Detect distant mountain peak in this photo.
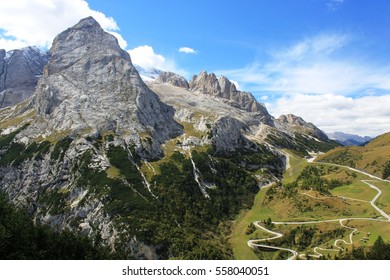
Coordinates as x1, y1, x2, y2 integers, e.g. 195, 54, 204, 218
327, 131, 372, 146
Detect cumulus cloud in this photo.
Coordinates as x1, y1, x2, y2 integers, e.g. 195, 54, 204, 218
179, 47, 197, 54
217, 33, 390, 136
0, 0, 127, 50
128, 45, 189, 77
128, 45, 167, 70
269, 93, 390, 137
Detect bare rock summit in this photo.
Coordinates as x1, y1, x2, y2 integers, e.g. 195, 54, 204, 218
28, 17, 182, 158
157, 71, 189, 88
189, 71, 269, 115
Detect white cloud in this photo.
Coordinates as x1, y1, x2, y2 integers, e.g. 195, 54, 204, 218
269, 93, 390, 137
128, 45, 166, 70
128, 45, 189, 77
217, 33, 390, 136
274, 33, 348, 61
218, 33, 390, 95
179, 47, 197, 54
0, 0, 127, 50
218, 33, 370, 95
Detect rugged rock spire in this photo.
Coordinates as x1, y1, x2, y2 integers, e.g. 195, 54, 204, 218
275, 114, 329, 141
30, 17, 182, 155
189, 71, 270, 116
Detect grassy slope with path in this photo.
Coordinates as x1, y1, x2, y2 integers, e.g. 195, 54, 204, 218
230, 151, 307, 259
230, 150, 390, 259
230, 187, 272, 259
316, 132, 390, 179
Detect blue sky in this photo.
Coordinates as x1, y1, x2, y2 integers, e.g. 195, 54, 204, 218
1, 0, 390, 136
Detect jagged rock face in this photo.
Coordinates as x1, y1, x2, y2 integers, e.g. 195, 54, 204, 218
327, 131, 371, 146
157, 71, 189, 88
275, 114, 328, 141
30, 17, 182, 155
0, 47, 49, 108
212, 117, 255, 153
189, 71, 269, 115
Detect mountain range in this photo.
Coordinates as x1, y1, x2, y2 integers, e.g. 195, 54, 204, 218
327, 131, 371, 146
0, 17, 340, 259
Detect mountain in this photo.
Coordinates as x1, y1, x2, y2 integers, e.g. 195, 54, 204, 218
327, 131, 371, 146
148, 74, 338, 156
0, 46, 49, 108
317, 131, 390, 179
0, 17, 338, 259
189, 71, 269, 114
134, 65, 163, 81
157, 71, 189, 88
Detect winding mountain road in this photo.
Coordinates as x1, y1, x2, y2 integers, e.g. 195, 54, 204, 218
247, 156, 390, 260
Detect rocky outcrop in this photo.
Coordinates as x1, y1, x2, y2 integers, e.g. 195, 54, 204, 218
27, 17, 182, 158
275, 114, 328, 141
0, 47, 49, 108
189, 71, 269, 115
157, 71, 189, 88
212, 116, 255, 153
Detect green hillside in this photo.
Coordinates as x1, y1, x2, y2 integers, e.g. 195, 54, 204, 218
316, 132, 390, 179
230, 151, 390, 260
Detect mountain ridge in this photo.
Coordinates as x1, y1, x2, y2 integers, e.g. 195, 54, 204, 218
327, 131, 371, 146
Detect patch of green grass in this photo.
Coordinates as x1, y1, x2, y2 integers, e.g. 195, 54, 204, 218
345, 220, 390, 246
372, 180, 390, 213
0, 108, 35, 130
230, 186, 276, 260
282, 150, 308, 184
331, 181, 377, 201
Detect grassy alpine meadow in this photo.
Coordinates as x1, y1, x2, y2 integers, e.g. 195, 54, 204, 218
230, 150, 390, 260
370, 180, 390, 213
229, 186, 274, 260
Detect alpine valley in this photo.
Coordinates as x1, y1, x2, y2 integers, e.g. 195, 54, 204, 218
1, 17, 389, 260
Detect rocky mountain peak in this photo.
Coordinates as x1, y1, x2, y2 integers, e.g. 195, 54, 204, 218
189, 71, 269, 116
277, 114, 306, 125
157, 71, 189, 88
276, 114, 328, 141
27, 17, 182, 158
218, 75, 237, 93
189, 71, 220, 94
48, 17, 128, 76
